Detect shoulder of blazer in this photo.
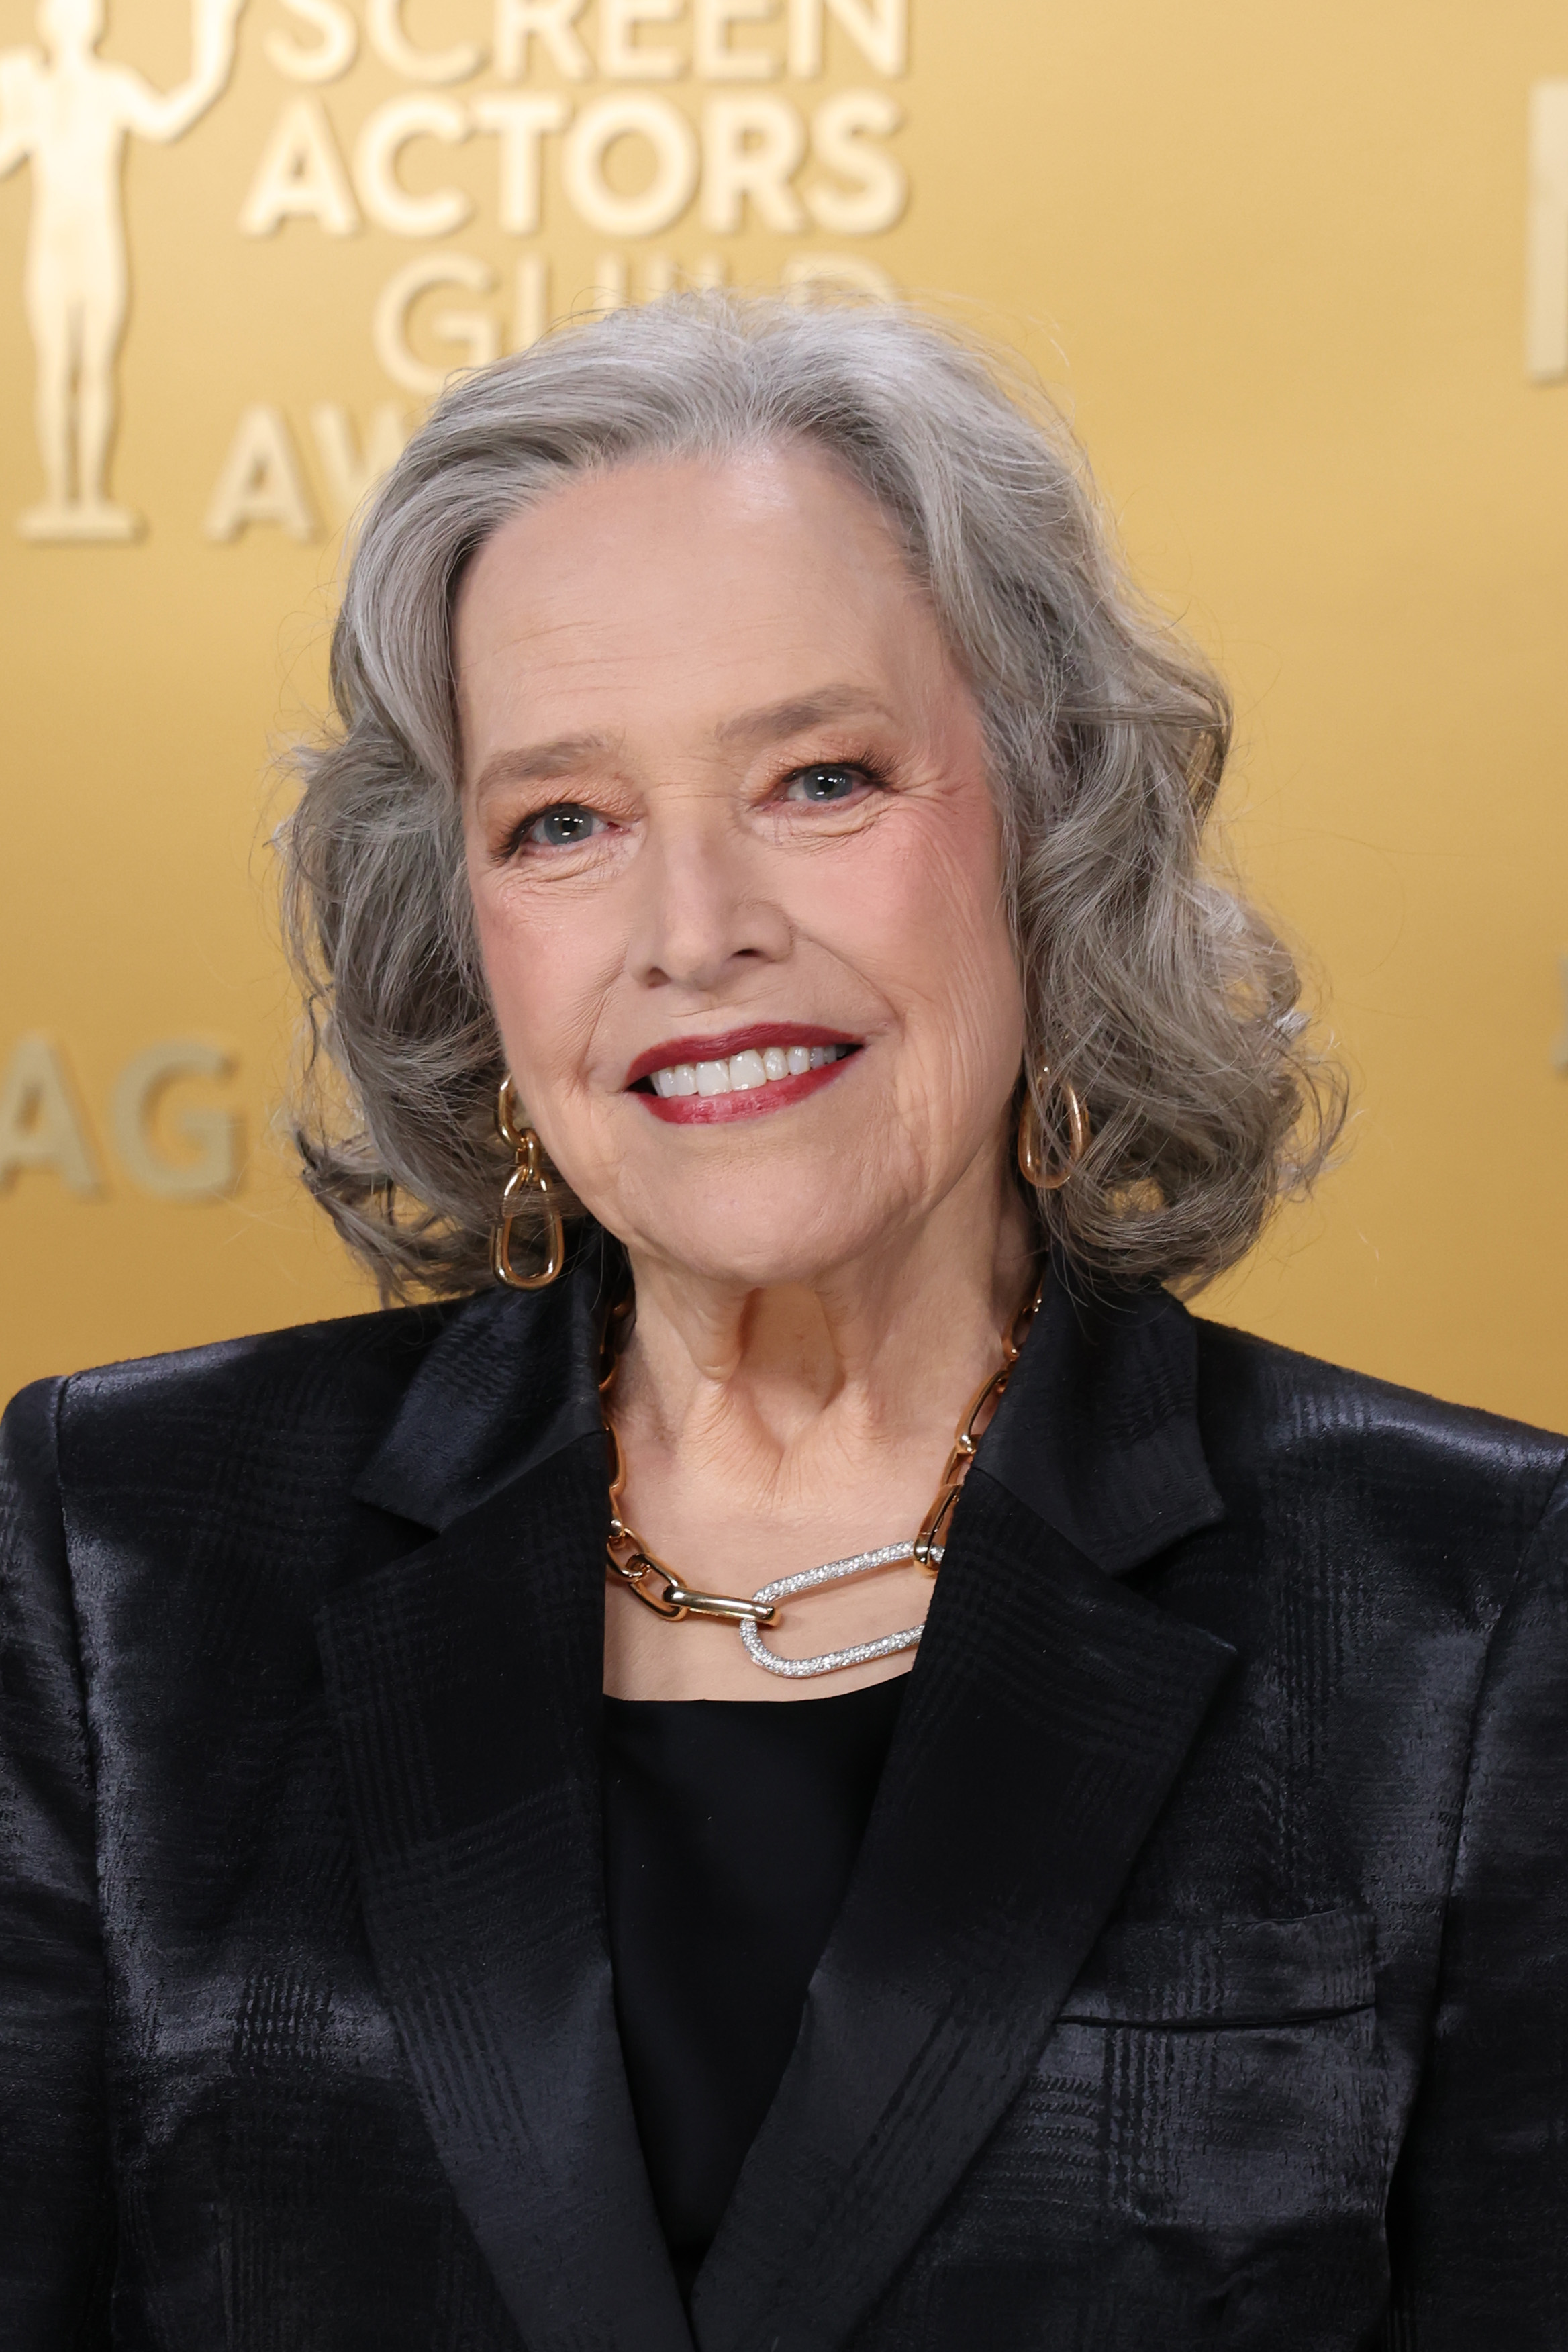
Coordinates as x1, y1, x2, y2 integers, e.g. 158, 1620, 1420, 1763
1187, 1312, 1568, 1611
42, 1239, 618, 1604
977, 1267, 1567, 1615
1191, 1310, 1568, 1488
49, 1298, 467, 1510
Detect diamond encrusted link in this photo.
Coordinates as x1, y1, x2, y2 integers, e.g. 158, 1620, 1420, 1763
737, 1542, 944, 1679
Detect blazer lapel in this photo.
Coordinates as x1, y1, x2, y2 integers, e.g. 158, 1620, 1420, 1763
321, 1247, 1234, 2352
692, 1279, 1237, 2352
320, 1420, 691, 2352
350, 1237, 618, 1534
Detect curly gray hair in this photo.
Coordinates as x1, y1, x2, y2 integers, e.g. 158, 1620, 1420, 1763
282, 291, 1342, 1297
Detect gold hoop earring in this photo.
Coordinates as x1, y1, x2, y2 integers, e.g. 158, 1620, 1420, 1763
1017, 1066, 1090, 1193
491, 1077, 565, 1290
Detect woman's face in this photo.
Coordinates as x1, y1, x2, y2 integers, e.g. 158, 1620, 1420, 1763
456, 444, 1027, 1290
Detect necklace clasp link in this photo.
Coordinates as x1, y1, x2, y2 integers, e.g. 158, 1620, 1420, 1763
608, 1545, 777, 1627
662, 1580, 779, 1627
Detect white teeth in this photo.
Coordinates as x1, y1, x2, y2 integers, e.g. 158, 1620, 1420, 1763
646, 1042, 852, 1095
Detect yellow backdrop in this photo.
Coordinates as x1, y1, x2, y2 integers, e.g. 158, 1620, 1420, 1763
3, 0, 1567, 1426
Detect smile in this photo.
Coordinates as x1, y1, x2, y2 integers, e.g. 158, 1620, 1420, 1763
625, 1026, 862, 1126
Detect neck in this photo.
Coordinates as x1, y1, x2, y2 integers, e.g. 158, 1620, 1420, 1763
614, 1142, 1039, 1501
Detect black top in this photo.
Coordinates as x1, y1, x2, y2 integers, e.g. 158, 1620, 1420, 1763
602, 1679, 908, 2300
4, 1250, 1568, 2351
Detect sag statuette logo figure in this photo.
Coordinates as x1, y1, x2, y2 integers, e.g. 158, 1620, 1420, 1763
0, 0, 244, 543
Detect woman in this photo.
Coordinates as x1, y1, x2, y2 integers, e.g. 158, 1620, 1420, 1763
3, 295, 1565, 2351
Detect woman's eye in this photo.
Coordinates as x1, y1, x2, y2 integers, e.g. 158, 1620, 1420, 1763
783, 763, 871, 805
523, 803, 602, 850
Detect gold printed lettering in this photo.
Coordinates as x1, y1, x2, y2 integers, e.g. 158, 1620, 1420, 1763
0, 1036, 101, 1198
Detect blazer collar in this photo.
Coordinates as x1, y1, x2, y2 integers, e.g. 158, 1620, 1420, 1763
352, 1232, 622, 1533
978, 1257, 1226, 1573
355, 1230, 1226, 1572
330, 1238, 1234, 2352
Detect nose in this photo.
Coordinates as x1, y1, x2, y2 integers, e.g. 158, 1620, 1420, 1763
626, 804, 791, 994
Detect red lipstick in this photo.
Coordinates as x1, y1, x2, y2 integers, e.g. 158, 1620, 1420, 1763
624, 1024, 857, 1089
624, 1023, 862, 1126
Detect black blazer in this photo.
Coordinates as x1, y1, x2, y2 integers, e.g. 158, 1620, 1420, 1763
3, 1255, 1567, 2351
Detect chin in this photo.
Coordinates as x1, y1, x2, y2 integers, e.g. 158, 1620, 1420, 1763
626, 1183, 905, 1291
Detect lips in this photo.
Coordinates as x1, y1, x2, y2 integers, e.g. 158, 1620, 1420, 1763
625, 1023, 862, 1126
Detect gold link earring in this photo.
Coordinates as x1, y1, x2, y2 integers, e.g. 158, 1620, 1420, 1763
491, 1077, 565, 1291
1017, 1065, 1090, 1193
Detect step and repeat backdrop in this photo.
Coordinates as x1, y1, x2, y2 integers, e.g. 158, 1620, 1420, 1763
2, 0, 1567, 1422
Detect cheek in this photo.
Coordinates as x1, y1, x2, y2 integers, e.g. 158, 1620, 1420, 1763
816, 800, 1022, 1075
466, 861, 616, 1110
466, 855, 529, 1034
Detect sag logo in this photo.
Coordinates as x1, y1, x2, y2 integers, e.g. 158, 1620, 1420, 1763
0, 0, 246, 541
0, 1034, 244, 1200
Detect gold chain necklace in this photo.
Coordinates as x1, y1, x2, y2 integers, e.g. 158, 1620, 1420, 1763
600, 1279, 1042, 1681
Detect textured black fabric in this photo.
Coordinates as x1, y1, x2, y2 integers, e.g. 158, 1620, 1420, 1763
601, 1680, 907, 2302
1, 1253, 1566, 2350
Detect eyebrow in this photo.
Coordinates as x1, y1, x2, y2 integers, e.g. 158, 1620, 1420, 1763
471, 733, 617, 800
469, 687, 893, 800
714, 686, 895, 746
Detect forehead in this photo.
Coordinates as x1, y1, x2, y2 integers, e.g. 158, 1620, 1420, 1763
452, 446, 941, 756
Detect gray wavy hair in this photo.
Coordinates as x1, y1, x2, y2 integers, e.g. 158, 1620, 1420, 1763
283, 291, 1342, 1297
